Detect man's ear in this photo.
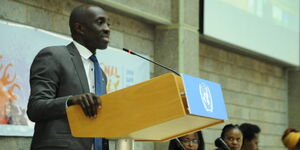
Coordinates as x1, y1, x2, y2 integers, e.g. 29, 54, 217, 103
74, 23, 85, 35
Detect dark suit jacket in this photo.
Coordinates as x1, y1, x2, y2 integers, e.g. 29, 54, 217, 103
27, 43, 108, 150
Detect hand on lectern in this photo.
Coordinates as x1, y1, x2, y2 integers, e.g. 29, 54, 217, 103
67, 93, 101, 118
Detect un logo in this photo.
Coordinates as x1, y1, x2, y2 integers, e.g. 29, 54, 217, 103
199, 83, 213, 112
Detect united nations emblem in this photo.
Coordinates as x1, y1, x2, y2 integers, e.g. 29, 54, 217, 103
199, 82, 213, 112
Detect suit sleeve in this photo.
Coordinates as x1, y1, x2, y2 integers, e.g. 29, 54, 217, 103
27, 48, 68, 122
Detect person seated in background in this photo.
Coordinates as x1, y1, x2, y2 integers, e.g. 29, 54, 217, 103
239, 123, 261, 150
281, 128, 300, 150
168, 131, 205, 150
215, 124, 243, 150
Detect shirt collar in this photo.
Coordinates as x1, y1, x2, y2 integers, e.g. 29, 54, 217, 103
73, 41, 93, 59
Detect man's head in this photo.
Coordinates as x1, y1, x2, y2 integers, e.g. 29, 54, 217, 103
240, 123, 261, 150
69, 5, 110, 54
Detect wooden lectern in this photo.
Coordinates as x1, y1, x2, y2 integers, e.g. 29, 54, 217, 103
66, 73, 227, 142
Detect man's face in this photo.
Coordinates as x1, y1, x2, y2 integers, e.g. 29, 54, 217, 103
82, 6, 110, 50
243, 134, 259, 150
224, 129, 243, 150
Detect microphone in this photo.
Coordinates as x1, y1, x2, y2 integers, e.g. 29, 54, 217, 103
122, 48, 180, 76
175, 138, 187, 150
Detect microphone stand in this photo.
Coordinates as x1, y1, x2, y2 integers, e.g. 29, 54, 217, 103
122, 48, 180, 76
115, 48, 180, 150
115, 138, 134, 150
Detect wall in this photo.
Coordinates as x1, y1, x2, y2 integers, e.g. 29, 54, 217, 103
89, 0, 172, 24
199, 42, 288, 150
288, 69, 300, 130
0, 0, 293, 150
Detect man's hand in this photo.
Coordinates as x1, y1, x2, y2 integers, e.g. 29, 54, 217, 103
67, 93, 100, 118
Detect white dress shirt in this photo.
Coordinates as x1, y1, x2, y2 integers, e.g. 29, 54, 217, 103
73, 41, 96, 93
73, 41, 99, 150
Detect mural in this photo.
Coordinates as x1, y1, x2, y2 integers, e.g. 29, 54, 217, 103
0, 56, 26, 125
102, 65, 121, 93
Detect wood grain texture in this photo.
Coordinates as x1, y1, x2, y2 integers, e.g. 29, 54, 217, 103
67, 73, 224, 141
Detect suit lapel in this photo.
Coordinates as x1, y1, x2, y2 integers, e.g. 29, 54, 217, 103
67, 43, 90, 93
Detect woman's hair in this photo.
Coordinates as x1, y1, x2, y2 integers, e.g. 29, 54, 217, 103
168, 131, 205, 150
281, 128, 300, 150
239, 123, 260, 141
220, 124, 241, 139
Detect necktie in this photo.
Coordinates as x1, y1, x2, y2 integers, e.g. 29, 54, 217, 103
89, 55, 103, 150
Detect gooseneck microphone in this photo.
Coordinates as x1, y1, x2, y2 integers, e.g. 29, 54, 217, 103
122, 48, 180, 76
175, 138, 187, 150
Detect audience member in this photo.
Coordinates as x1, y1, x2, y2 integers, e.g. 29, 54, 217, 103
215, 124, 243, 150
282, 128, 300, 150
239, 123, 261, 150
169, 131, 205, 150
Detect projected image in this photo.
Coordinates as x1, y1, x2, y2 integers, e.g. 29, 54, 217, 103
218, 0, 299, 32
204, 0, 299, 66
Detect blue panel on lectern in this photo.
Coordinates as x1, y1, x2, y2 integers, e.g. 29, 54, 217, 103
182, 74, 228, 120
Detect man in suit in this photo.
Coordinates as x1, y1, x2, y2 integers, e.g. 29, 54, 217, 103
27, 5, 110, 150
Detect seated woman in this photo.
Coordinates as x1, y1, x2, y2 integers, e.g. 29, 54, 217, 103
282, 128, 300, 150
215, 124, 243, 150
168, 131, 204, 150
239, 123, 261, 150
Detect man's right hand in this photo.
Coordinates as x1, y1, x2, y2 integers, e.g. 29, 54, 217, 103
67, 93, 100, 118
